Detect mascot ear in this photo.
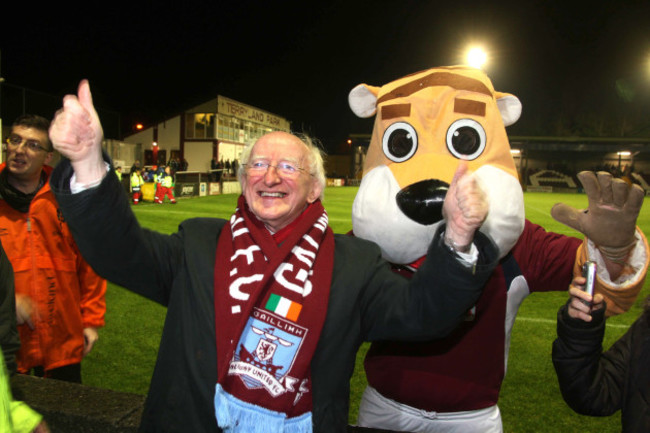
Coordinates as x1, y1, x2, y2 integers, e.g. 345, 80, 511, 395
495, 92, 522, 127
349, 84, 380, 118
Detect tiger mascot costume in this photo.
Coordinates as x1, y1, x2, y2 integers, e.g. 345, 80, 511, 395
348, 66, 649, 432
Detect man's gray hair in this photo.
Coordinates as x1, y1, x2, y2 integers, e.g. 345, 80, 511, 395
237, 132, 326, 200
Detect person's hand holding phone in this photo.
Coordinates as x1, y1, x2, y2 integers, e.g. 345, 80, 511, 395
567, 263, 605, 322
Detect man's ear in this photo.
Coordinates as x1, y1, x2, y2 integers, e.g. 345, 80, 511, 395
44, 152, 54, 165
307, 179, 323, 203
239, 173, 248, 191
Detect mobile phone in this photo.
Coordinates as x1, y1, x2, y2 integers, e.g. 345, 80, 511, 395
581, 261, 597, 297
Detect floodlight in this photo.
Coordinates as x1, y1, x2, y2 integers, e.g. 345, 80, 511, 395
466, 47, 487, 69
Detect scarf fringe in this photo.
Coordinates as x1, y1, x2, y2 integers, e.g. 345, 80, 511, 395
215, 384, 312, 433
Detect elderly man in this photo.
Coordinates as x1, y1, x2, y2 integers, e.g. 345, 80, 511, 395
48, 80, 498, 433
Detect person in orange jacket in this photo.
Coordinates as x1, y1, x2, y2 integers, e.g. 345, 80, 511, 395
0, 114, 106, 383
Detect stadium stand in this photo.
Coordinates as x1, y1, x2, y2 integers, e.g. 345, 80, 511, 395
528, 170, 576, 188
631, 172, 650, 192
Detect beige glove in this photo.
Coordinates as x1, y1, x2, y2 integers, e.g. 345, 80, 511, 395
551, 171, 644, 263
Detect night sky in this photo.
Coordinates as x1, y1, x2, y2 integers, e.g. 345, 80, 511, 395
2, 1, 650, 152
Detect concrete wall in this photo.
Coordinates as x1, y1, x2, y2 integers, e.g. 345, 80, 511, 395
11, 374, 143, 433
10, 374, 393, 433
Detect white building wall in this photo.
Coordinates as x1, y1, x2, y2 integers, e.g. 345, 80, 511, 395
124, 128, 154, 147
184, 141, 213, 172
156, 116, 181, 154
124, 116, 181, 156
218, 142, 245, 165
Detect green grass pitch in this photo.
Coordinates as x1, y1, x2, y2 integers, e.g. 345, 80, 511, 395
82, 188, 649, 432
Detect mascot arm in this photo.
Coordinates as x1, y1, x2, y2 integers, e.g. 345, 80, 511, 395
551, 171, 644, 263
552, 171, 648, 316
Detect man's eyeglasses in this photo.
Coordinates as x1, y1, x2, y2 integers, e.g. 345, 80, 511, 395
5, 134, 50, 153
244, 160, 310, 178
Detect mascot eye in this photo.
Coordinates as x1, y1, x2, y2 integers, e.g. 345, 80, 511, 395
382, 122, 418, 162
446, 119, 486, 161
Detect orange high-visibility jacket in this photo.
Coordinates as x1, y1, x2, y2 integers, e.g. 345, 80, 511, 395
0, 164, 106, 372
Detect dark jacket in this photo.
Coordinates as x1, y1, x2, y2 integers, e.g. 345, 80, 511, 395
50, 158, 499, 433
552, 301, 650, 432
0, 240, 19, 375
365, 220, 582, 412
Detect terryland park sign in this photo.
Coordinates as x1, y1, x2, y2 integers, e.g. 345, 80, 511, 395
217, 96, 290, 131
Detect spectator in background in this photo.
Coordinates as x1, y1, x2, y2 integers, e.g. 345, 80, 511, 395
0, 239, 19, 376
157, 166, 176, 204
145, 167, 157, 183
168, 157, 179, 175
129, 160, 140, 175
114, 166, 122, 181
210, 157, 219, 182
0, 349, 50, 432
153, 165, 165, 204
130, 167, 144, 204
216, 159, 224, 181
232, 158, 239, 177
0, 239, 50, 433
224, 159, 231, 179
552, 278, 650, 432
0, 114, 106, 383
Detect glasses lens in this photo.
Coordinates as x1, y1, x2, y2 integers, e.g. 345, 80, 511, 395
278, 163, 298, 175
6, 135, 46, 152
248, 161, 268, 172
246, 161, 303, 177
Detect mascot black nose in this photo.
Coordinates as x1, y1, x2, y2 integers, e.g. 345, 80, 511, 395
396, 179, 449, 225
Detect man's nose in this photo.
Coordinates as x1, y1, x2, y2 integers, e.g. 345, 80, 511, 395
263, 165, 282, 184
12, 144, 27, 154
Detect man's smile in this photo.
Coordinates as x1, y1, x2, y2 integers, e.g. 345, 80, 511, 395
259, 191, 287, 198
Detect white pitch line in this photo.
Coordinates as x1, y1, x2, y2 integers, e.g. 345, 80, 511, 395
516, 316, 630, 329
524, 205, 552, 218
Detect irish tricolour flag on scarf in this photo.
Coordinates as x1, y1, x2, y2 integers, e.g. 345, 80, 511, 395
265, 294, 302, 322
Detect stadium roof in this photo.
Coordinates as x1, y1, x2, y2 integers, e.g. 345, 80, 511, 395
510, 136, 650, 153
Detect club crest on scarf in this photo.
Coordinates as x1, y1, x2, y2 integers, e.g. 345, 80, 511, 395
230, 308, 309, 399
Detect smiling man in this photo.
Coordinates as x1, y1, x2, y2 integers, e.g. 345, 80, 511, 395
0, 114, 106, 383
48, 80, 499, 433
238, 131, 324, 234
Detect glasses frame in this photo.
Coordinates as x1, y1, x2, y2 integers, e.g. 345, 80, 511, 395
244, 160, 311, 178
5, 134, 50, 153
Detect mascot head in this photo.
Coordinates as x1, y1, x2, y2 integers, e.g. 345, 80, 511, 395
349, 66, 525, 263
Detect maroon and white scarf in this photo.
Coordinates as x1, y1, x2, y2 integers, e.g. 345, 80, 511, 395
214, 196, 334, 432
